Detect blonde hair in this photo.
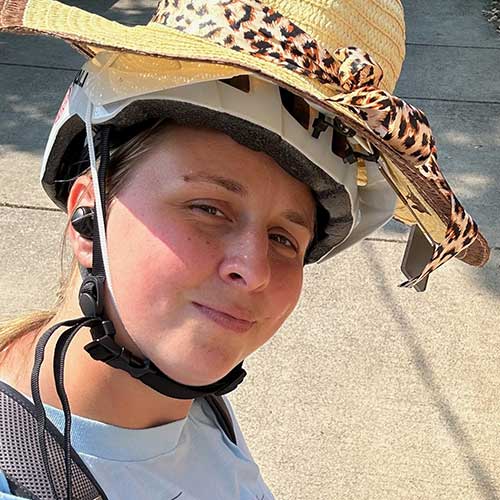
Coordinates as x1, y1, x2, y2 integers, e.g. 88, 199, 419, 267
0, 119, 170, 355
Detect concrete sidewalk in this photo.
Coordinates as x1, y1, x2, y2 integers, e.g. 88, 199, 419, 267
1, 1, 499, 499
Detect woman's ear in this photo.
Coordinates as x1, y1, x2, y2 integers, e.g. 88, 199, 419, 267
67, 175, 95, 269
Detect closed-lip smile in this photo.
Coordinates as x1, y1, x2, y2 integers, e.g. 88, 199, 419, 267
192, 302, 256, 333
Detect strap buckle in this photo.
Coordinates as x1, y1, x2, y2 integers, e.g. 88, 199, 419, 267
84, 321, 157, 379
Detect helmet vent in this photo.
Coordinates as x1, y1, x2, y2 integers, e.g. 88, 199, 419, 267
220, 75, 250, 93
279, 87, 310, 130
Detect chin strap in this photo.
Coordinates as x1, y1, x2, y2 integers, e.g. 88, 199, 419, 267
84, 318, 246, 399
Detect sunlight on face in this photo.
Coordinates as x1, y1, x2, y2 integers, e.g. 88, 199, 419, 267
105, 125, 316, 386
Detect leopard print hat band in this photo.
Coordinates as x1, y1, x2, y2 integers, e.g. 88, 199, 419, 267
151, 0, 489, 286
0, 0, 490, 287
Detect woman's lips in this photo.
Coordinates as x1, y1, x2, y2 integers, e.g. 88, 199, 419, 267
192, 302, 256, 333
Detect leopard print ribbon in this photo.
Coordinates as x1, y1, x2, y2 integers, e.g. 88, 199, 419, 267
152, 0, 481, 287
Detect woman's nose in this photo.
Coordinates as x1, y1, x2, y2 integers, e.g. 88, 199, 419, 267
219, 230, 271, 292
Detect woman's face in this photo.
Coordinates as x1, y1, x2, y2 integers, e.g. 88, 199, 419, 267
103, 125, 316, 386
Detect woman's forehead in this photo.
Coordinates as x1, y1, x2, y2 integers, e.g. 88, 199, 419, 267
144, 124, 316, 211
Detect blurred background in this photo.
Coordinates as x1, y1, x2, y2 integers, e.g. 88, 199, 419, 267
1, 1, 499, 498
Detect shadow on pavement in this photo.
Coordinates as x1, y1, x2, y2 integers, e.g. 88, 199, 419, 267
366, 246, 499, 500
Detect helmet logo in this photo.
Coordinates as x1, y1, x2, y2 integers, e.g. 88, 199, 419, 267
73, 69, 89, 88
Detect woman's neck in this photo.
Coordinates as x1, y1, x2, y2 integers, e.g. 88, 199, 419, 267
0, 279, 193, 429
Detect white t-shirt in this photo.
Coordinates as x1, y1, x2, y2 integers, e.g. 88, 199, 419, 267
0, 394, 274, 500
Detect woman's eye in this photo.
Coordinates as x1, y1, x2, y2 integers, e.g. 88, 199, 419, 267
190, 204, 226, 218
270, 233, 297, 251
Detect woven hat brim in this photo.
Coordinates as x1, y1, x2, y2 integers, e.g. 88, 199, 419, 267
0, 0, 490, 271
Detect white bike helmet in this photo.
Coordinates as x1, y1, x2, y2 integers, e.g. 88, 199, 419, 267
42, 52, 397, 268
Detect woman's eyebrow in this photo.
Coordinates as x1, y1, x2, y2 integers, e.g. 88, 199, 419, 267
182, 173, 247, 196
281, 209, 314, 237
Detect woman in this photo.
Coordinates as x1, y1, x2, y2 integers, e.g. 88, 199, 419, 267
1, 121, 316, 500
0, 0, 490, 499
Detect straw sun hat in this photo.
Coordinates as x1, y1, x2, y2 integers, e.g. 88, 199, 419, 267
0, 0, 490, 288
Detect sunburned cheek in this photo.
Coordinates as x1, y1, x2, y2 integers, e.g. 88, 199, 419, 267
109, 253, 189, 333
110, 225, 220, 309
148, 231, 220, 275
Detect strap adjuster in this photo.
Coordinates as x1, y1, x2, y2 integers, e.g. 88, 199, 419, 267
84, 321, 157, 379
78, 275, 105, 317
84, 333, 122, 363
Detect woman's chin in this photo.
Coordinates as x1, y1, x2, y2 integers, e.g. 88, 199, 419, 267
153, 352, 240, 388
162, 366, 235, 388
